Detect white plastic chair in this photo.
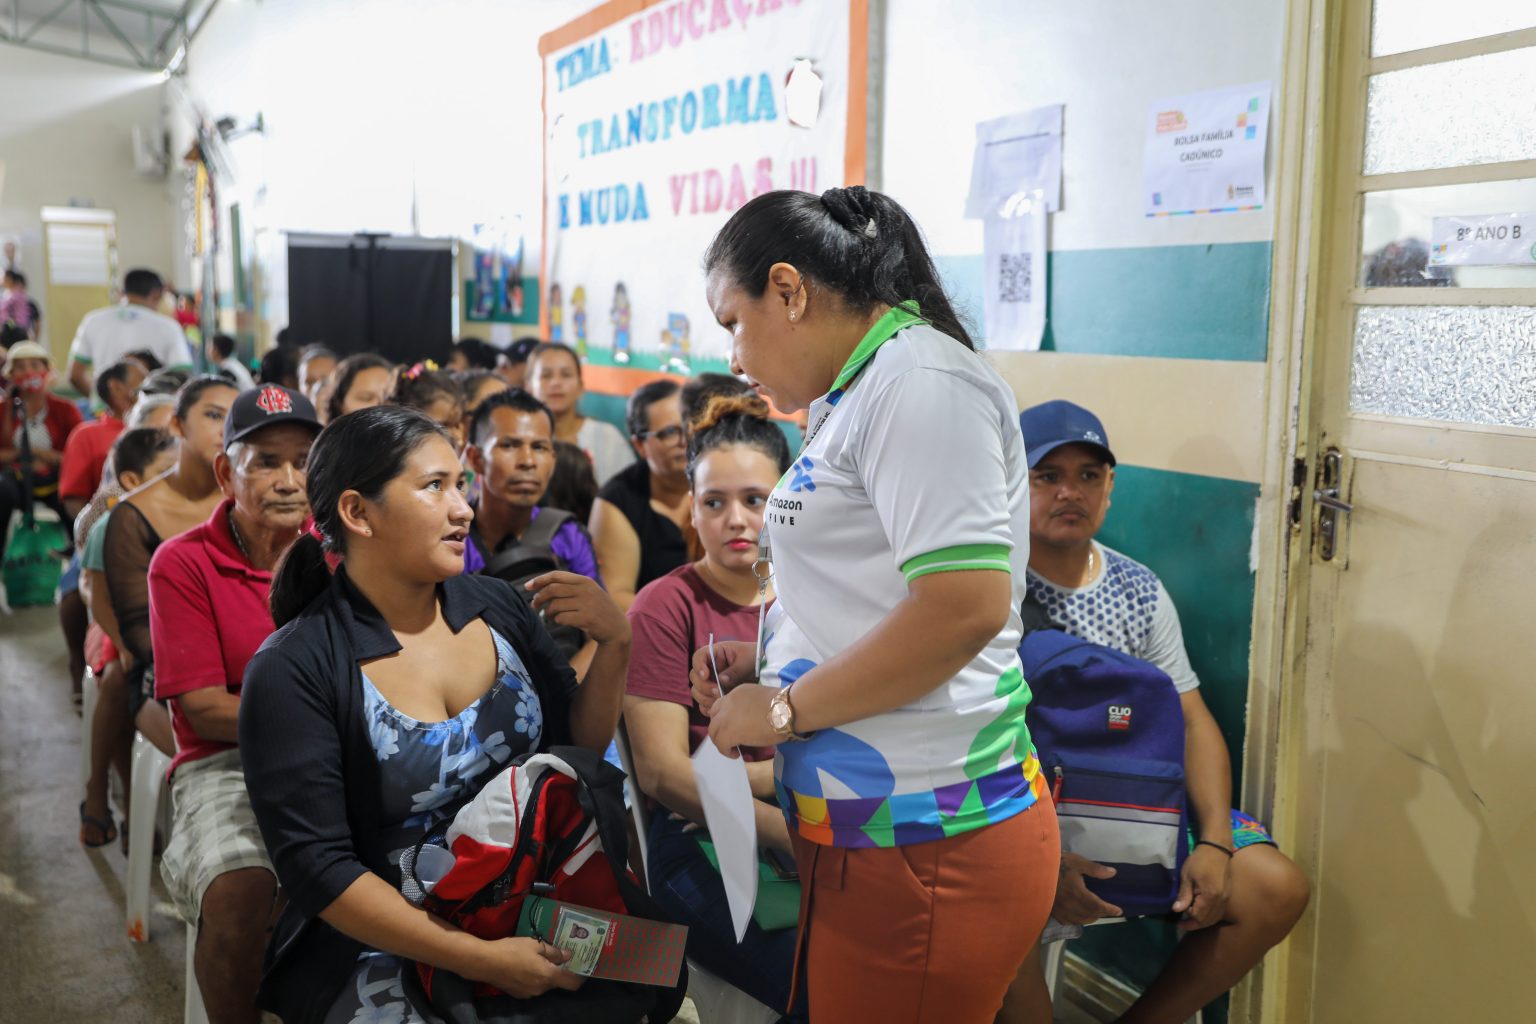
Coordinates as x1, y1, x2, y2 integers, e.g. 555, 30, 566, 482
613, 723, 779, 1024
79, 665, 97, 786
184, 922, 210, 1024
125, 731, 171, 942
1041, 917, 1203, 1024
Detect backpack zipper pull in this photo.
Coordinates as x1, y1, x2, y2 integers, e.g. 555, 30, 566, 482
1052, 764, 1064, 802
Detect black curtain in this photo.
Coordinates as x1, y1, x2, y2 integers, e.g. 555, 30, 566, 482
285, 234, 453, 364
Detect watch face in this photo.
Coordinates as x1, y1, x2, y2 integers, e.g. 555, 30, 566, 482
770, 700, 792, 731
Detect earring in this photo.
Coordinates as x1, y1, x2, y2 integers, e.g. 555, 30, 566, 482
788, 311, 797, 322
364, 529, 372, 536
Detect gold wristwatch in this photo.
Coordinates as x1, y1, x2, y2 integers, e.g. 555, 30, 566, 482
768, 686, 809, 741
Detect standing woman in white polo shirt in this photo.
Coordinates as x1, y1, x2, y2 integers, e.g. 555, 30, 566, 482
691, 186, 1059, 1022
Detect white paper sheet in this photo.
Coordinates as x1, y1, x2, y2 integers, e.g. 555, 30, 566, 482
966, 105, 1063, 218
982, 191, 1048, 352
693, 736, 757, 941
1143, 82, 1271, 217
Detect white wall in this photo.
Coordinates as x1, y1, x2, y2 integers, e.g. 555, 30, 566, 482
0, 44, 174, 349
880, 0, 1287, 258
180, 0, 588, 249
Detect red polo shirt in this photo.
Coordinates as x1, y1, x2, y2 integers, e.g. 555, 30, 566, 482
58, 413, 125, 501
148, 498, 276, 776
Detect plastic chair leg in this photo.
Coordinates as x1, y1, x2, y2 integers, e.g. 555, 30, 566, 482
79, 666, 97, 787
685, 959, 780, 1024
184, 922, 209, 1024
125, 733, 169, 942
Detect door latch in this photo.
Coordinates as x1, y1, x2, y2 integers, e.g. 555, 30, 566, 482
1314, 448, 1352, 561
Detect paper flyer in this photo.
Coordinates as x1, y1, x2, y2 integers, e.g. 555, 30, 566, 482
1144, 82, 1271, 217
966, 105, 1063, 218
982, 191, 1048, 352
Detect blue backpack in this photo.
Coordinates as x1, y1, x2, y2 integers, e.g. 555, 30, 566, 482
1020, 601, 1189, 918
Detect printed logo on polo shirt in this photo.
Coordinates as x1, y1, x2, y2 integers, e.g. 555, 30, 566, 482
255, 385, 293, 415
1108, 704, 1132, 731
787, 456, 817, 493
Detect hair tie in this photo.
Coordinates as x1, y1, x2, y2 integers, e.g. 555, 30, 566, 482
401, 359, 438, 381
304, 517, 343, 573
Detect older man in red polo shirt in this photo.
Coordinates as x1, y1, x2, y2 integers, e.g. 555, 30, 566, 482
148, 383, 319, 1024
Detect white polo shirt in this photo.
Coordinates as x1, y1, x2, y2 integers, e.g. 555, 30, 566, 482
761, 303, 1046, 848
69, 303, 195, 381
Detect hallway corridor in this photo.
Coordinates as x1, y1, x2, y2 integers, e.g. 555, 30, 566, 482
0, 605, 184, 1021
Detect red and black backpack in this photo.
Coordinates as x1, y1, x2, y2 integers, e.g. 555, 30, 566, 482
402, 745, 688, 1024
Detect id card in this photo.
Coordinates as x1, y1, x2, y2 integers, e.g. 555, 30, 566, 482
552, 906, 610, 976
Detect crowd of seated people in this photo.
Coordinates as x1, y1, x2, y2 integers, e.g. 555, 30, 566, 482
7, 261, 1305, 1023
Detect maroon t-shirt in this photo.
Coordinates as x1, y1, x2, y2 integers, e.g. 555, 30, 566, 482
625, 564, 775, 764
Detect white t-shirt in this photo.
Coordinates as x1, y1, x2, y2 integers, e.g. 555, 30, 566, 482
69, 303, 194, 381
760, 304, 1045, 849
576, 417, 636, 487
218, 356, 255, 391
1025, 541, 1201, 693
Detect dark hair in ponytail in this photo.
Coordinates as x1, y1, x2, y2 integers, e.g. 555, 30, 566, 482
269, 406, 451, 626
686, 393, 792, 484
703, 186, 975, 350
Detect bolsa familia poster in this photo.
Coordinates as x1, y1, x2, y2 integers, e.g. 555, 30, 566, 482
540, 0, 866, 372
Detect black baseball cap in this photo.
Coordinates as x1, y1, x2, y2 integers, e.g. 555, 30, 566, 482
224, 383, 321, 448
506, 337, 541, 365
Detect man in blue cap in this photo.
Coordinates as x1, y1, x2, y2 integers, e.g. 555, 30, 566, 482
1004, 400, 1309, 1024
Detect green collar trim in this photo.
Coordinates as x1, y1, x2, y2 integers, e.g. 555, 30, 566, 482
829, 301, 925, 394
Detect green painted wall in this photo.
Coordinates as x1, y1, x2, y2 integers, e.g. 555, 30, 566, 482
1070, 464, 1259, 1023
936, 242, 1272, 362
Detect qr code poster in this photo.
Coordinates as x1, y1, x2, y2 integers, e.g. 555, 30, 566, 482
982, 211, 1046, 351
999, 253, 1033, 304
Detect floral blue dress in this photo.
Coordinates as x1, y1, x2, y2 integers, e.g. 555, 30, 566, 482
324, 628, 545, 1024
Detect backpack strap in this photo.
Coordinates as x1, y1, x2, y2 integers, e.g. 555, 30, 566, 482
521, 507, 573, 548
484, 508, 574, 579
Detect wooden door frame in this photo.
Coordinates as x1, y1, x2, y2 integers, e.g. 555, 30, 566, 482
1256, 3, 1536, 1021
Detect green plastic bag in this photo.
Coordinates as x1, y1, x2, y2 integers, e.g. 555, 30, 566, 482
3, 517, 66, 607
696, 837, 802, 932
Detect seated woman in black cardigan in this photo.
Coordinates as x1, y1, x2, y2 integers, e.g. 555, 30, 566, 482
239, 406, 630, 1024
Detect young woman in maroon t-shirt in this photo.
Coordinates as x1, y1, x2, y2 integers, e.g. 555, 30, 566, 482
621, 393, 802, 1019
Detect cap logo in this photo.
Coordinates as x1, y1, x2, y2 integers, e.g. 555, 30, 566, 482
1083, 430, 1103, 443
255, 385, 293, 415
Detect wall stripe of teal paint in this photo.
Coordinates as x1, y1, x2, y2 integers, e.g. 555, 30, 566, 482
1070, 463, 1258, 1024
936, 242, 1272, 362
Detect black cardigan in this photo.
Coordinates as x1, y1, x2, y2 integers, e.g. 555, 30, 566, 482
238, 568, 579, 1023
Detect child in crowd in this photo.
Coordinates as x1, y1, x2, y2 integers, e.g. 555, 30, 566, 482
390, 361, 465, 447
622, 393, 802, 1019
77, 426, 179, 848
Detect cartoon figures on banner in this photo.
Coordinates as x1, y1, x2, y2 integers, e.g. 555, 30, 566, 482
549, 283, 564, 342
571, 286, 588, 356
469, 220, 524, 321
661, 312, 690, 374
611, 282, 632, 364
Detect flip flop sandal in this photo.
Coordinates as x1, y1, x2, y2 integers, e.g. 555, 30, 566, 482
79, 801, 118, 849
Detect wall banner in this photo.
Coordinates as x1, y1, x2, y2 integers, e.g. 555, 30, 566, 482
540, 0, 865, 373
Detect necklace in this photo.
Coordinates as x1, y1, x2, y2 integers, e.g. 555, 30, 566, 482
228, 505, 255, 565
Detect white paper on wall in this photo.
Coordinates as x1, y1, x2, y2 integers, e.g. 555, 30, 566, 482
966, 105, 1062, 218
981, 190, 1047, 352
1143, 81, 1271, 218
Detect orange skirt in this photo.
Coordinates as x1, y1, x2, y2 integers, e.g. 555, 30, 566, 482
789, 796, 1060, 1023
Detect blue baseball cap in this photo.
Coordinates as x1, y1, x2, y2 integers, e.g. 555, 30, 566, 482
1019, 400, 1116, 468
